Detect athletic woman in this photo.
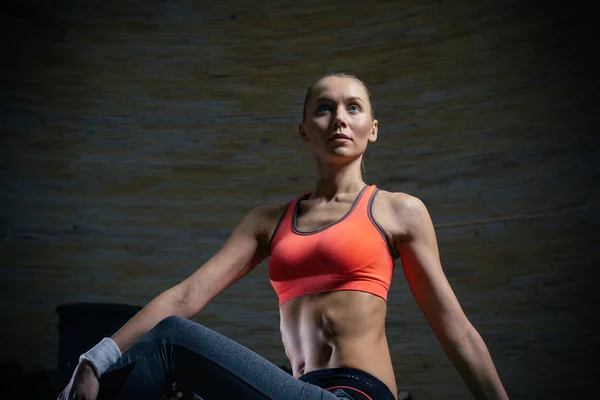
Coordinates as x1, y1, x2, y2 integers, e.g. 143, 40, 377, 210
58, 73, 509, 400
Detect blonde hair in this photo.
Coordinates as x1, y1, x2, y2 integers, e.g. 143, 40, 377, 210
301, 72, 374, 121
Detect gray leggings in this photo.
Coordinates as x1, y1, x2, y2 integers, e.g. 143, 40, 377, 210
98, 316, 357, 400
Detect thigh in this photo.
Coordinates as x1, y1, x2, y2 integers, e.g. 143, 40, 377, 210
103, 316, 340, 400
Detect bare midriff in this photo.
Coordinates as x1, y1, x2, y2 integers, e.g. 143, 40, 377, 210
279, 290, 398, 399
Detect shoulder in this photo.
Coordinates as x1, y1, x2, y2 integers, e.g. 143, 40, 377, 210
372, 188, 432, 238
243, 200, 293, 239
249, 201, 291, 223
374, 188, 427, 216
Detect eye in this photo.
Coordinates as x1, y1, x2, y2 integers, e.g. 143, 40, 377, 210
316, 104, 332, 114
348, 104, 361, 112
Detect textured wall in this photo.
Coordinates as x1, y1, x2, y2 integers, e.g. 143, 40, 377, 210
1, 1, 598, 399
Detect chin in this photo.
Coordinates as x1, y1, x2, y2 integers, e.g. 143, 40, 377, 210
321, 150, 361, 164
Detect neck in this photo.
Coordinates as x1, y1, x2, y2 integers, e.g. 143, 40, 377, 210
311, 156, 366, 200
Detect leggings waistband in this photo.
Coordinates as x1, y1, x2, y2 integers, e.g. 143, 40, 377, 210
299, 367, 396, 400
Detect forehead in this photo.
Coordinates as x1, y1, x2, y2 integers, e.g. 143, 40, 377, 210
310, 76, 368, 101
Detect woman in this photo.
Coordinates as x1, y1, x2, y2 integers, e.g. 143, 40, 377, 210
59, 73, 509, 400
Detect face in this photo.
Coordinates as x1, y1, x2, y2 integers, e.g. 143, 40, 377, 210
299, 76, 378, 163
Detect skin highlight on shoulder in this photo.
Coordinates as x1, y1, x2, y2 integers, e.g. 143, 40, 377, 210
371, 189, 430, 244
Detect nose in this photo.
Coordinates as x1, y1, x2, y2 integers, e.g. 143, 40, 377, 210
332, 115, 347, 129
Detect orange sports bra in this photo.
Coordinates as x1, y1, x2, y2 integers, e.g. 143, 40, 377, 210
268, 185, 397, 306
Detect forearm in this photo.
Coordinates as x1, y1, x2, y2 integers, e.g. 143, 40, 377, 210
111, 284, 190, 354
443, 325, 509, 400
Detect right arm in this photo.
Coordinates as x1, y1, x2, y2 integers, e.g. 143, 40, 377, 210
111, 204, 271, 353
59, 198, 283, 399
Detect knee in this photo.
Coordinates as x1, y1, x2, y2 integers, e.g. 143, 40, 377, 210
148, 315, 209, 345
155, 315, 188, 330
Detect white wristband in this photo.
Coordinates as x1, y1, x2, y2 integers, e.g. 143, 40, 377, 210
79, 337, 122, 378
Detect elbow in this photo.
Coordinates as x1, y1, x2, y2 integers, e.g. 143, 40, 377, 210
438, 319, 478, 353
441, 322, 489, 365
164, 282, 194, 319
173, 280, 208, 319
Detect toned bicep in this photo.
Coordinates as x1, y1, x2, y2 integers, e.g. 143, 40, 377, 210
178, 207, 269, 317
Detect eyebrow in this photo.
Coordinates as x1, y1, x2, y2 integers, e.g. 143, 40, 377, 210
314, 96, 364, 103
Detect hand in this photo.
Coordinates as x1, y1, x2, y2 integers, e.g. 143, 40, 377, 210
57, 359, 100, 400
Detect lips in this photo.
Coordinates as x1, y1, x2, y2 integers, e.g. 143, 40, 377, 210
329, 133, 351, 141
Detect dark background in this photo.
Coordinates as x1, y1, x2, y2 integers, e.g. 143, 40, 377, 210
1, 1, 598, 398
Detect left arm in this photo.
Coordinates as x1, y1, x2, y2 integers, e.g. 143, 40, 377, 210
393, 195, 509, 400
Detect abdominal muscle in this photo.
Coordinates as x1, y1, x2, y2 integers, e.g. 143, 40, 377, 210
279, 290, 398, 399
